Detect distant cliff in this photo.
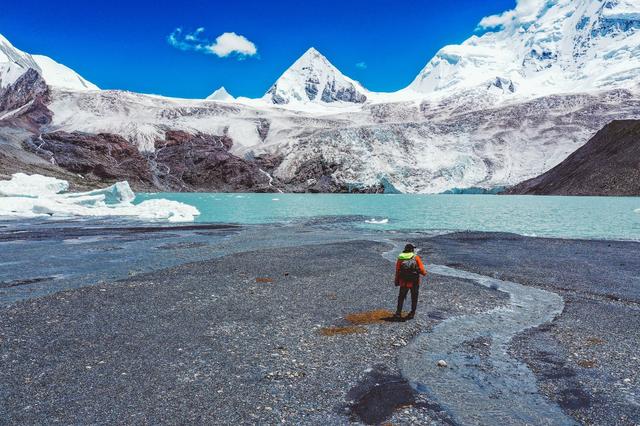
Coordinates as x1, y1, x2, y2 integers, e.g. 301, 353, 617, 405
505, 120, 640, 196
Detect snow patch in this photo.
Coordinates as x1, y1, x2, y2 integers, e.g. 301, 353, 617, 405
0, 174, 199, 222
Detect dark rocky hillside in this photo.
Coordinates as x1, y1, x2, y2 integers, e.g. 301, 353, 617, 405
505, 120, 640, 196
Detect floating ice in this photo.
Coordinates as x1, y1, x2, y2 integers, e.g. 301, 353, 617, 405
365, 218, 389, 224
0, 173, 69, 197
0, 174, 199, 222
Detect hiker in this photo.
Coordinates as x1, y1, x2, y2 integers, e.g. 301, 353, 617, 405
394, 243, 426, 320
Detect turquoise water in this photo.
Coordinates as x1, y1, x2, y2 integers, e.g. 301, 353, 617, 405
134, 193, 640, 241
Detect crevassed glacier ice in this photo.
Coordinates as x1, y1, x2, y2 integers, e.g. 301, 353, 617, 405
0, 174, 199, 222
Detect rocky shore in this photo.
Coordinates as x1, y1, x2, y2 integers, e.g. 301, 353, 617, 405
1, 228, 638, 424
420, 232, 640, 425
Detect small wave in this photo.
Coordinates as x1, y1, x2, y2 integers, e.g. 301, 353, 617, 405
635, 208, 640, 213
365, 218, 389, 224
272, 198, 280, 201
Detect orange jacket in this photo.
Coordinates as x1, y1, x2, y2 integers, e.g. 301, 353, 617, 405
395, 254, 426, 288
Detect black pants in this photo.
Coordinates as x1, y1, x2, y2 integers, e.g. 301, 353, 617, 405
396, 284, 419, 314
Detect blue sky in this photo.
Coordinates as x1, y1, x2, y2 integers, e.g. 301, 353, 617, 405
0, 0, 515, 98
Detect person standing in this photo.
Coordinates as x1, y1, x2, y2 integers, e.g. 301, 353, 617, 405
394, 243, 426, 320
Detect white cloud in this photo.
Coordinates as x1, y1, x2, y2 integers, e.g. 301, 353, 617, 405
167, 28, 257, 59
478, 0, 543, 29
184, 27, 204, 42
208, 32, 257, 57
355, 61, 367, 69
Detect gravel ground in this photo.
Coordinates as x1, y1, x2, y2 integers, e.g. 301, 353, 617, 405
419, 232, 640, 426
0, 239, 507, 425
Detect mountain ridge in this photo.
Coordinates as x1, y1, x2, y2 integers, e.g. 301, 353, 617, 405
1, 0, 640, 194
409, 0, 640, 98
0, 34, 98, 91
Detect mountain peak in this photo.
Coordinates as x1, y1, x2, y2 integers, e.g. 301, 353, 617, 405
263, 47, 367, 105
0, 33, 41, 88
302, 46, 321, 56
409, 0, 640, 97
206, 86, 234, 101
0, 33, 98, 91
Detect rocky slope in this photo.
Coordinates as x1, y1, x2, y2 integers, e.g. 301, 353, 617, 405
505, 120, 640, 195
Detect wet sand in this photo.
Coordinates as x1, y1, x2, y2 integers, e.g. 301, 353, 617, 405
0, 226, 638, 424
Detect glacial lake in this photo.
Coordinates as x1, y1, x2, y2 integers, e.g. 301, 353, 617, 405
135, 193, 640, 241
2, 192, 639, 306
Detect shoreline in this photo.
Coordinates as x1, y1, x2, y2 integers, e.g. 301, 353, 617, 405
1, 226, 639, 424
2, 218, 639, 308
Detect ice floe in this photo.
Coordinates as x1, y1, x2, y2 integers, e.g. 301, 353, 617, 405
365, 218, 389, 224
0, 173, 199, 222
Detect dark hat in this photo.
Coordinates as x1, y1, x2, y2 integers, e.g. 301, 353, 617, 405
403, 243, 416, 252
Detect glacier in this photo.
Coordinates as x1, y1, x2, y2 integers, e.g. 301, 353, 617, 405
0, 173, 200, 222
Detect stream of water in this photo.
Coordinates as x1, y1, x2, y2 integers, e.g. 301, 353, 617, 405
382, 240, 576, 425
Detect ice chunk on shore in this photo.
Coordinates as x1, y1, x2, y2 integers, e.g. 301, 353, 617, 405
0, 174, 199, 222
0, 173, 69, 197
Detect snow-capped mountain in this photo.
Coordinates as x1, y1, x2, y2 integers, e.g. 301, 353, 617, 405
263, 47, 368, 105
206, 86, 234, 101
410, 0, 640, 98
2, 0, 640, 194
0, 34, 97, 91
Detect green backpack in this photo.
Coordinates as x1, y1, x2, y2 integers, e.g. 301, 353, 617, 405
399, 254, 420, 280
